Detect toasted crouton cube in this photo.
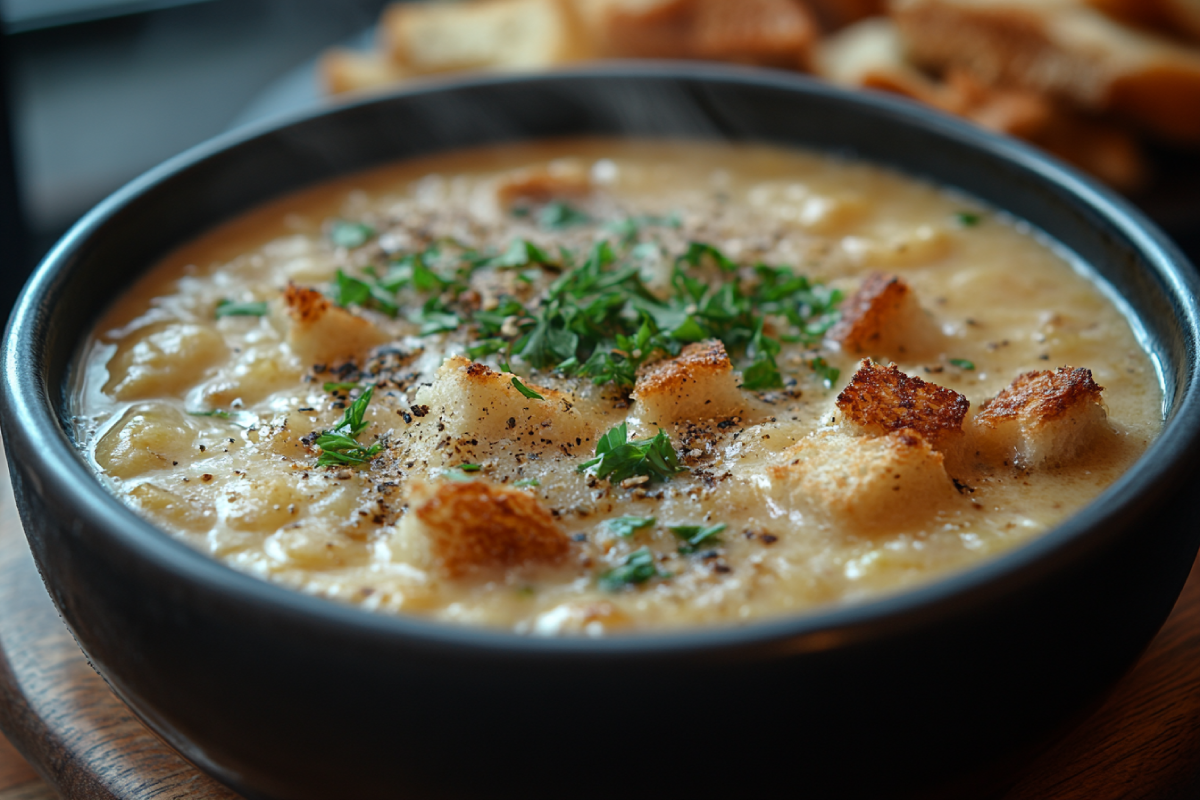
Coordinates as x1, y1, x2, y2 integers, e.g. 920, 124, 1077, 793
576, 0, 817, 67
632, 340, 745, 426
284, 284, 390, 366
827, 273, 945, 360
769, 429, 957, 529
972, 366, 1107, 468
381, 0, 591, 75
412, 356, 596, 459
403, 479, 571, 578
836, 360, 970, 449
892, 0, 1200, 144
319, 48, 410, 95
494, 160, 591, 210
815, 18, 952, 106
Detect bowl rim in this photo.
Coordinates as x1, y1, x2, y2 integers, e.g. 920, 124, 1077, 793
5, 62, 1200, 657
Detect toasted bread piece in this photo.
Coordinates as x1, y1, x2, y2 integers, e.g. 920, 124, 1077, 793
836, 359, 970, 449
494, 160, 592, 210
972, 366, 1107, 467
320, 48, 410, 95
632, 340, 745, 426
815, 17, 952, 106
892, 0, 1200, 144
770, 429, 957, 529
403, 479, 570, 578
413, 356, 595, 458
1088, 0, 1200, 40
381, 0, 591, 75
827, 273, 945, 360
575, 0, 817, 67
284, 284, 390, 366
804, 0, 887, 31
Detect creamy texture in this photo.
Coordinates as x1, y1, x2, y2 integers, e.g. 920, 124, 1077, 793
72, 140, 1161, 634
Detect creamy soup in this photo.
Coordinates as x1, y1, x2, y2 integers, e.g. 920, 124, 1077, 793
72, 140, 1160, 634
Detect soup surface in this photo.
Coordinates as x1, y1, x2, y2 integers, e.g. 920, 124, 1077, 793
73, 140, 1160, 634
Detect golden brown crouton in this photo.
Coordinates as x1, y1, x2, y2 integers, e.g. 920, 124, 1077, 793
1087, 0, 1200, 40
769, 429, 958, 529
406, 480, 571, 578
632, 340, 745, 426
836, 360, 970, 449
972, 366, 1108, 468
576, 0, 817, 68
411, 356, 596, 460
284, 284, 390, 366
319, 48, 410, 95
494, 160, 591, 210
891, 0, 1200, 144
380, 0, 591, 75
826, 272, 944, 360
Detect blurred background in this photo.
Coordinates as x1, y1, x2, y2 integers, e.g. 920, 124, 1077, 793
2, 0, 1200, 320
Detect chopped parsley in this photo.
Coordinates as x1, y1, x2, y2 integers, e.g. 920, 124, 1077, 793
323, 381, 359, 392
671, 523, 726, 554
606, 516, 656, 537
333, 269, 398, 316
954, 211, 982, 227
599, 547, 669, 591
314, 386, 382, 467
513, 478, 541, 488
329, 220, 375, 249
809, 357, 840, 389
511, 377, 544, 400
576, 423, 686, 484
215, 299, 268, 318
539, 201, 591, 230
949, 358, 976, 370
188, 409, 233, 419
458, 463, 482, 472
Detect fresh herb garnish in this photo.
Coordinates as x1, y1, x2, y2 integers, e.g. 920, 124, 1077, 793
949, 358, 976, 370
606, 516, 656, 537
315, 386, 381, 467
513, 478, 541, 488
954, 212, 982, 227
458, 463, 482, 472
576, 423, 686, 484
809, 357, 840, 389
511, 377, 544, 400
671, 523, 726, 554
482, 239, 556, 271
539, 201, 591, 230
329, 220, 375, 249
333, 269, 398, 316
215, 299, 268, 318
599, 547, 669, 591
323, 381, 359, 392
188, 409, 233, 419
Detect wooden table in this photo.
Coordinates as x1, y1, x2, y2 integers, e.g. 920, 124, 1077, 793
0, 442, 1198, 800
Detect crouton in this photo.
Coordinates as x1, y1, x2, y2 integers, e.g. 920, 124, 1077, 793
1087, 0, 1200, 41
403, 479, 571, 578
803, 0, 887, 31
769, 429, 958, 529
576, 0, 817, 68
972, 366, 1108, 468
380, 0, 591, 75
836, 360, 970, 449
815, 18, 954, 107
319, 48, 410, 95
494, 160, 591, 210
891, 0, 1200, 144
632, 340, 745, 426
827, 273, 944, 360
412, 356, 596, 459
284, 284, 390, 366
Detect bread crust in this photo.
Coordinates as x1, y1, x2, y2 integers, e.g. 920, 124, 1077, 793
836, 359, 970, 447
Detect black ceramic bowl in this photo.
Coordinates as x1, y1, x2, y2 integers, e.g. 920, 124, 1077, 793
4, 65, 1200, 800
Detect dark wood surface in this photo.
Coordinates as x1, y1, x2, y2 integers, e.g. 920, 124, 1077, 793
0, 437, 1198, 800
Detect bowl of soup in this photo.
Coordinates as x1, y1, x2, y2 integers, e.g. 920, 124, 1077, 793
4, 65, 1199, 799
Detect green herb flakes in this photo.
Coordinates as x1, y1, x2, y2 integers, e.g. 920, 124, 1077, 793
539, 201, 591, 230
949, 358, 976, 370
599, 547, 669, 591
954, 212, 982, 227
315, 386, 381, 467
809, 357, 840, 389
323, 381, 359, 392
576, 423, 686, 484
329, 220, 375, 249
671, 523, 726, 554
511, 377, 545, 400
513, 478, 541, 488
606, 516, 656, 537
215, 299, 268, 318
